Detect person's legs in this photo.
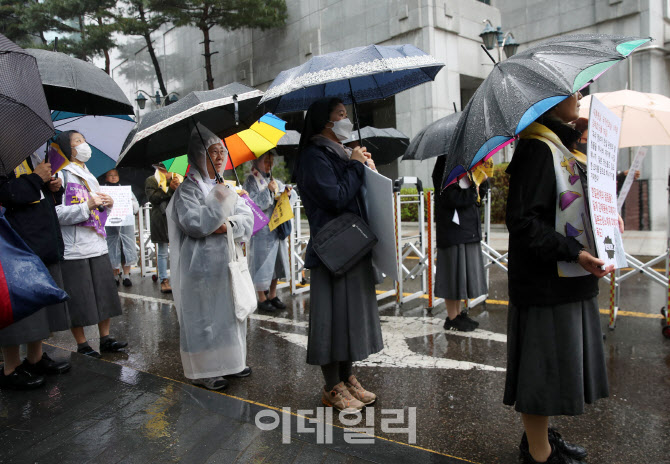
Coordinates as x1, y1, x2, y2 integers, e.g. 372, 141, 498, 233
98, 318, 111, 338
257, 290, 267, 302
71, 327, 87, 345
321, 361, 340, 390
443, 299, 475, 332
521, 413, 551, 462
25, 340, 43, 364
156, 242, 169, 281
445, 299, 460, 321
268, 279, 279, 299
1, 345, 21, 374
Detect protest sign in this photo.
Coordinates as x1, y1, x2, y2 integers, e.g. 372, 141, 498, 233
268, 190, 294, 231
587, 96, 627, 269
100, 185, 134, 227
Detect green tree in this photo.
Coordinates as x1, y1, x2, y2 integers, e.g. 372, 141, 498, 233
117, 0, 170, 96
0, 0, 76, 47
163, 0, 287, 90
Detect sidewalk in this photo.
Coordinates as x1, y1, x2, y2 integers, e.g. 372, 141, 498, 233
0, 346, 467, 464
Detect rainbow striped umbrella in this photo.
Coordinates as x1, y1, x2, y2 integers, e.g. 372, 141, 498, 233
224, 113, 286, 167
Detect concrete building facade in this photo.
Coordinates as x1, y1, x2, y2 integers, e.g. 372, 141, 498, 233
111, 0, 669, 229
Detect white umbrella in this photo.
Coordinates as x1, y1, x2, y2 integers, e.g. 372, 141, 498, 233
579, 90, 670, 147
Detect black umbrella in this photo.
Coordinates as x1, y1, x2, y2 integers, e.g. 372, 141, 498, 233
441, 34, 651, 188
342, 126, 409, 165
117, 82, 264, 169
0, 34, 54, 176
25, 49, 133, 115
402, 112, 461, 161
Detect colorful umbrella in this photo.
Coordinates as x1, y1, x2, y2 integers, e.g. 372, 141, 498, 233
440, 34, 651, 188
224, 113, 287, 167
163, 155, 190, 176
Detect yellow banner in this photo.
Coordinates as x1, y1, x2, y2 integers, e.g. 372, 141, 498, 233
268, 190, 294, 231
14, 160, 32, 178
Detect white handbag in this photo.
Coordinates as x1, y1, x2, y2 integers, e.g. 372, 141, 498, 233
226, 220, 257, 321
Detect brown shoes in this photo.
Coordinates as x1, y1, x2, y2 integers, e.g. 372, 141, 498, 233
322, 382, 364, 413
160, 279, 172, 293
345, 375, 377, 405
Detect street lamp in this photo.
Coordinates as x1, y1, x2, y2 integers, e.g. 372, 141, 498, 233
135, 90, 180, 110
479, 20, 520, 61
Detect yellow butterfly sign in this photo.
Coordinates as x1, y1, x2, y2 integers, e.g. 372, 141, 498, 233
268, 190, 294, 231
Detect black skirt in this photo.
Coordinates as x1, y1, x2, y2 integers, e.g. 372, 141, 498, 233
434, 242, 487, 300
306, 255, 383, 365
60, 254, 123, 328
503, 297, 609, 416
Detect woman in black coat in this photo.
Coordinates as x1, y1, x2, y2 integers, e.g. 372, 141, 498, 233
504, 91, 611, 464
432, 155, 488, 332
294, 98, 383, 414
0, 154, 71, 390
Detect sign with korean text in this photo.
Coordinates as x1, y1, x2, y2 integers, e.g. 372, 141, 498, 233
587, 96, 626, 269
100, 186, 134, 227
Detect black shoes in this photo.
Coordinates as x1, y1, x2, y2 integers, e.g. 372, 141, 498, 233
225, 366, 252, 378
520, 429, 587, 461
257, 300, 275, 312
100, 337, 128, 353
269, 297, 286, 310
77, 346, 102, 358
122, 278, 132, 287
460, 310, 479, 327
23, 353, 71, 375
0, 364, 46, 390
443, 314, 476, 332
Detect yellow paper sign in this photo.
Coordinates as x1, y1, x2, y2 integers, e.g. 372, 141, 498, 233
472, 158, 494, 186
268, 190, 294, 231
14, 160, 32, 178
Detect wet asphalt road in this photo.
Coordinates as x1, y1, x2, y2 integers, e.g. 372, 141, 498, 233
15, 263, 670, 463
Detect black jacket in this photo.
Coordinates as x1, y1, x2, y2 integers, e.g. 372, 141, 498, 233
0, 169, 64, 265
296, 143, 366, 269
145, 176, 175, 243
432, 156, 487, 247
506, 119, 598, 306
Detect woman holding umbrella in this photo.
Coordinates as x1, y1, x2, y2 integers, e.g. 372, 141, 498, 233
294, 98, 382, 413
167, 123, 254, 391
243, 150, 294, 312
504, 91, 612, 464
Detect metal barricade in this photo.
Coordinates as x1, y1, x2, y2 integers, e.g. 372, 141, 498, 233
137, 202, 157, 278
288, 196, 311, 295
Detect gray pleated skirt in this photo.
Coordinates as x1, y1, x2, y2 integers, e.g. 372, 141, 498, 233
60, 254, 123, 328
503, 297, 609, 416
434, 242, 487, 300
0, 262, 70, 346
307, 254, 384, 366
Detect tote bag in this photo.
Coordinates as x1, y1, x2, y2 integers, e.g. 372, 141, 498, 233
226, 220, 257, 321
0, 207, 69, 329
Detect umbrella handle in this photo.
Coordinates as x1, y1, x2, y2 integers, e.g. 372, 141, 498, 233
347, 80, 364, 147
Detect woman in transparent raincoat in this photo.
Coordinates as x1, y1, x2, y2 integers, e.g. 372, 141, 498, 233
243, 151, 294, 312
167, 123, 254, 391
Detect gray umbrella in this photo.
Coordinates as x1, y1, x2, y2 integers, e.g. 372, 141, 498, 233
117, 82, 263, 168
0, 34, 54, 176
342, 126, 409, 165
25, 49, 133, 115
275, 130, 301, 158
402, 112, 461, 161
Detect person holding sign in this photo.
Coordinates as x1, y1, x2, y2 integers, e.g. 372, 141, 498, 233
166, 124, 254, 391
432, 155, 488, 332
54, 131, 127, 358
294, 98, 383, 413
101, 169, 140, 287
504, 92, 613, 464
243, 151, 294, 312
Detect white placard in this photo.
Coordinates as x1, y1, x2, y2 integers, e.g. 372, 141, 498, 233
364, 169, 398, 281
99, 186, 134, 227
617, 146, 647, 212
587, 97, 627, 269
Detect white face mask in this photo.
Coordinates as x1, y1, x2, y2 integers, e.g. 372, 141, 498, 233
73, 142, 92, 162
329, 118, 354, 141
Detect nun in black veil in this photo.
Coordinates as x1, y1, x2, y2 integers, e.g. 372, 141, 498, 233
294, 97, 383, 414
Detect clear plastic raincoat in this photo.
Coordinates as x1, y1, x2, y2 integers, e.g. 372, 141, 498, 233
243, 153, 294, 291
167, 123, 254, 379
